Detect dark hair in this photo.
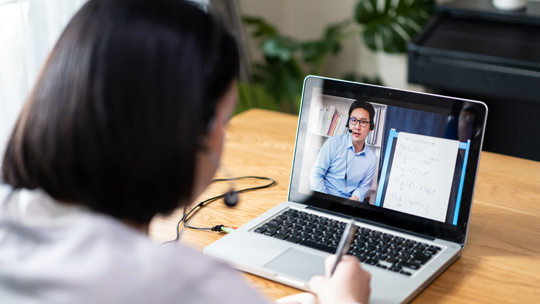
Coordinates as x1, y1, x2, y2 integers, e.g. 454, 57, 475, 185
347, 100, 375, 131
1, 0, 239, 224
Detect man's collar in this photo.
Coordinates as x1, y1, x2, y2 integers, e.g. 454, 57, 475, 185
347, 134, 366, 155
347, 134, 354, 150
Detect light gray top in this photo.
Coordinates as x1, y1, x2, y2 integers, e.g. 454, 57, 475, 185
0, 184, 268, 304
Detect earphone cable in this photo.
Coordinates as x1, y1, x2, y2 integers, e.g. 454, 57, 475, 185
160, 176, 275, 245
183, 176, 275, 229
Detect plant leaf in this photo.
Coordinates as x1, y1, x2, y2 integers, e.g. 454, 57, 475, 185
355, 0, 379, 24
363, 27, 377, 51
354, 0, 434, 53
261, 37, 300, 61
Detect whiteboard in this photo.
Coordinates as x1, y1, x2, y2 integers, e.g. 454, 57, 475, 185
383, 132, 459, 222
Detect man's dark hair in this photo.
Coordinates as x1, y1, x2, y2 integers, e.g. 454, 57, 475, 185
347, 100, 375, 131
1, 0, 239, 224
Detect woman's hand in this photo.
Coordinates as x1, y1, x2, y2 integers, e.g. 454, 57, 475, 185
309, 255, 371, 304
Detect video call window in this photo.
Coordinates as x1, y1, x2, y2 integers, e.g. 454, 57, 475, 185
298, 89, 475, 226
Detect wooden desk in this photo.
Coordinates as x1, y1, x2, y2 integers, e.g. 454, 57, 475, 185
149, 109, 540, 303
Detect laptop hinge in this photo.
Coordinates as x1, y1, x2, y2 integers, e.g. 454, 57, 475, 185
305, 206, 436, 241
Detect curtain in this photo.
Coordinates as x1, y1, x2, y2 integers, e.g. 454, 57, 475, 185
0, 0, 87, 166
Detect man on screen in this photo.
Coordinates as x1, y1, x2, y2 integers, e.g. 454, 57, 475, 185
310, 100, 377, 202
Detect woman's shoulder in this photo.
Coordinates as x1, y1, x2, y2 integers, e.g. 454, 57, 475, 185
89, 226, 269, 303
151, 244, 268, 303
0, 186, 268, 304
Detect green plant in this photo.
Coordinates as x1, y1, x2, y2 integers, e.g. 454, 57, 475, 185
354, 0, 435, 53
238, 17, 353, 114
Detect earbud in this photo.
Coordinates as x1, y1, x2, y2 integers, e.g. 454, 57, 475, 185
224, 191, 238, 207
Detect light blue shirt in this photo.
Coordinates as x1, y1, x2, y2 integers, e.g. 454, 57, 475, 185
310, 133, 377, 201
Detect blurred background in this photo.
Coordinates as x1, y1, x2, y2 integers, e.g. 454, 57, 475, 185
1, 0, 539, 163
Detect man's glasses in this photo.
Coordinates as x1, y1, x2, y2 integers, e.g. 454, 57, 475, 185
349, 117, 370, 127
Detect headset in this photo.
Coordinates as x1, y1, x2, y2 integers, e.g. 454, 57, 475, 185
345, 100, 375, 132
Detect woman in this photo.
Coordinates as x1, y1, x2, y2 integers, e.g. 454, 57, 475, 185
0, 0, 370, 303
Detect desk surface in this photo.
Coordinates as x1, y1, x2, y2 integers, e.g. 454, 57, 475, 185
149, 109, 540, 303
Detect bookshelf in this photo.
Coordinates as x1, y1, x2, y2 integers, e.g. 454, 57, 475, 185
300, 92, 387, 204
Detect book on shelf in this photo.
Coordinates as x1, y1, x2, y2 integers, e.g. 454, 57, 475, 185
327, 114, 338, 136
322, 106, 336, 135
332, 115, 343, 136
331, 115, 342, 136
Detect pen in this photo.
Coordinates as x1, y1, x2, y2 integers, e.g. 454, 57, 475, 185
328, 219, 356, 277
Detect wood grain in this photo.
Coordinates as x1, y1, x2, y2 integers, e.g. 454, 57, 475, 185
149, 109, 540, 303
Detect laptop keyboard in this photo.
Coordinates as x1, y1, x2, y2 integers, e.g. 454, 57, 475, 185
253, 209, 442, 276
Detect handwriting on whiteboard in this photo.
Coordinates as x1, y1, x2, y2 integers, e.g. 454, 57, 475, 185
383, 132, 459, 222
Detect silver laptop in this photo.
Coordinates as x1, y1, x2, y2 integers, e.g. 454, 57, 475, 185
204, 76, 487, 303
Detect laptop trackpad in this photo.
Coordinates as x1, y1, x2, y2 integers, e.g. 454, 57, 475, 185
264, 248, 326, 282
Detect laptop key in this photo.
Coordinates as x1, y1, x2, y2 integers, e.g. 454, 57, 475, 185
273, 233, 288, 240
425, 249, 437, 255
285, 236, 302, 244
389, 266, 401, 272
320, 239, 331, 246
283, 220, 294, 227
428, 245, 442, 252
358, 254, 370, 262
386, 257, 399, 264
399, 261, 421, 270
365, 258, 379, 265
254, 227, 266, 234
263, 228, 277, 236
264, 222, 279, 230
279, 228, 291, 235
304, 223, 316, 230
375, 253, 388, 261
410, 252, 432, 264
298, 240, 336, 254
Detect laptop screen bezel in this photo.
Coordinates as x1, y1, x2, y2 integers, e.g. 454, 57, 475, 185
287, 76, 487, 246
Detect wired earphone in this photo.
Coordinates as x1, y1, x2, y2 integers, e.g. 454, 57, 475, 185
160, 174, 275, 246
160, 145, 276, 246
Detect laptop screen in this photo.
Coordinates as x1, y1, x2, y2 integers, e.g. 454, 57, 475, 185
288, 76, 487, 245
